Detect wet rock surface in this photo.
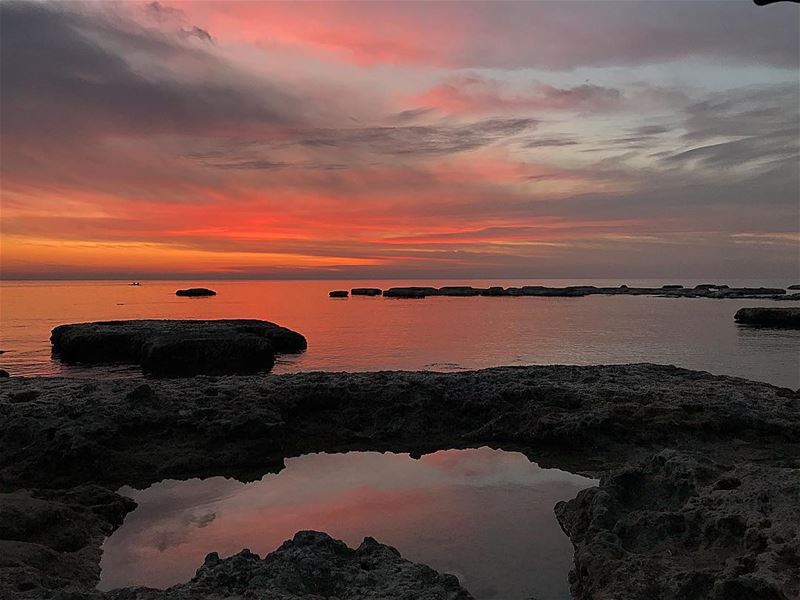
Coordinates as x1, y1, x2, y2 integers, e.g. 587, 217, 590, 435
50, 320, 307, 376
104, 531, 473, 600
0, 365, 798, 599
329, 290, 349, 297
0, 485, 135, 597
556, 451, 800, 600
735, 307, 800, 328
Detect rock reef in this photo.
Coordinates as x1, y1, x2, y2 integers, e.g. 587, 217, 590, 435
351, 287, 382, 296
735, 307, 800, 328
327, 284, 798, 300
1, 365, 798, 599
175, 288, 216, 297
50, 320, 307, 376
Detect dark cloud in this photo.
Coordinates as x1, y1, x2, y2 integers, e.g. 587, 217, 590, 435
390, 107, 437, 123
0, 1, 305, 142
665, 84, 799, 169
521, 137, 580, 148
180, 25, 214, 44
192, 118, 538, 166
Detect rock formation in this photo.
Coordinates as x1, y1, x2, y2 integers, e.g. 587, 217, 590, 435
1, 365, 797, 599
175, 288, 216, 297
50, 320, 307, 376
734, 307, 800, 328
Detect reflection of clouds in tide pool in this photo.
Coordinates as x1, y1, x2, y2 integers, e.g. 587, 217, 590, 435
99, 448, 597, 600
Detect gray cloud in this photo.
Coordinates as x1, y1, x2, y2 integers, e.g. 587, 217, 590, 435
0, 1, 306, 142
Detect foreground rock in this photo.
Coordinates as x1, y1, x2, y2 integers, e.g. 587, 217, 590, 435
1, 365, 798, 600
328, 290, 349, 298
105, 531, 472, 600
50, 320, 306, 376
175, 288, 216, 297
0, 485, 134, 596
735, 307, 800, 328
556, 451, 799, 600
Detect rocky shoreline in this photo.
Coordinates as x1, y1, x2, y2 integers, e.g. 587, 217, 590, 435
1, 365, 798, 599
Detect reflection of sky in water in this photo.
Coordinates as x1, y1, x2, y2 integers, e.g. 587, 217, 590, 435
99, 448, 597, 600
2, 279, 799, 388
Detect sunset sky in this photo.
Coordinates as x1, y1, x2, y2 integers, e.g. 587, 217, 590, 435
1, 0, 798, 279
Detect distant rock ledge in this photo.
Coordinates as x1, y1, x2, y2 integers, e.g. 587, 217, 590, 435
327, 284, 798, 300
175, 287, 216, 297
50, 319, 307, 376
735, 307, 800, 328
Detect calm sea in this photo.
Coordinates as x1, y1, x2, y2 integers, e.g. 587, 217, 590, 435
1, 278, 798, 388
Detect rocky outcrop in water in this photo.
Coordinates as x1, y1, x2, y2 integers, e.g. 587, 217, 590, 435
384, 287, 434, 298
351, 287, 383, 296
175, 288, 216, 297
343, 284, 796, 300
1, 365, 798, 599
328, 290, 349, 298
104, 531, 472, 600
735, 307, 800, 328
50, 320, 307, 376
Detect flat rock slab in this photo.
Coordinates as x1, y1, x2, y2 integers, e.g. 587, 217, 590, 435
50, 320, 307, 376
735, 307, 800, 328
175, 288, 216, 297
350, 287, 382, 296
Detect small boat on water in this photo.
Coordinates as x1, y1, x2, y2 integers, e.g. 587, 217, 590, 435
129, 282, 141, 286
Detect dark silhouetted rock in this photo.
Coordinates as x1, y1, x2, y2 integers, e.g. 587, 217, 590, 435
437, 286, 483, 296
521, 286, 587, 297
175, 288, 216, 297
480, 286, 508, 296
788, 284, 800, 290
350, 287, 382, 296
328, 290, 349, 298
105, 531, 473, 600
384, 287, 435, 298
661, 284, 684, 289
694, 283, 725, 290
50, 320, 306, 375
141, 335, 275, 377
0, 370, 8, 378
734, 307, 800, 328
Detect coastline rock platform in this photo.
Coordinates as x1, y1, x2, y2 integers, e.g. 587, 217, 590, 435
0, 364, 798, 599
50, 320, 307, 376
735, 307, 800, 328
328, 290, 349, 298
175, 288, 216, 297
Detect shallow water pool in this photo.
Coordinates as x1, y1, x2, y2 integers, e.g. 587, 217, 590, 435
99, 447, 597, 599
